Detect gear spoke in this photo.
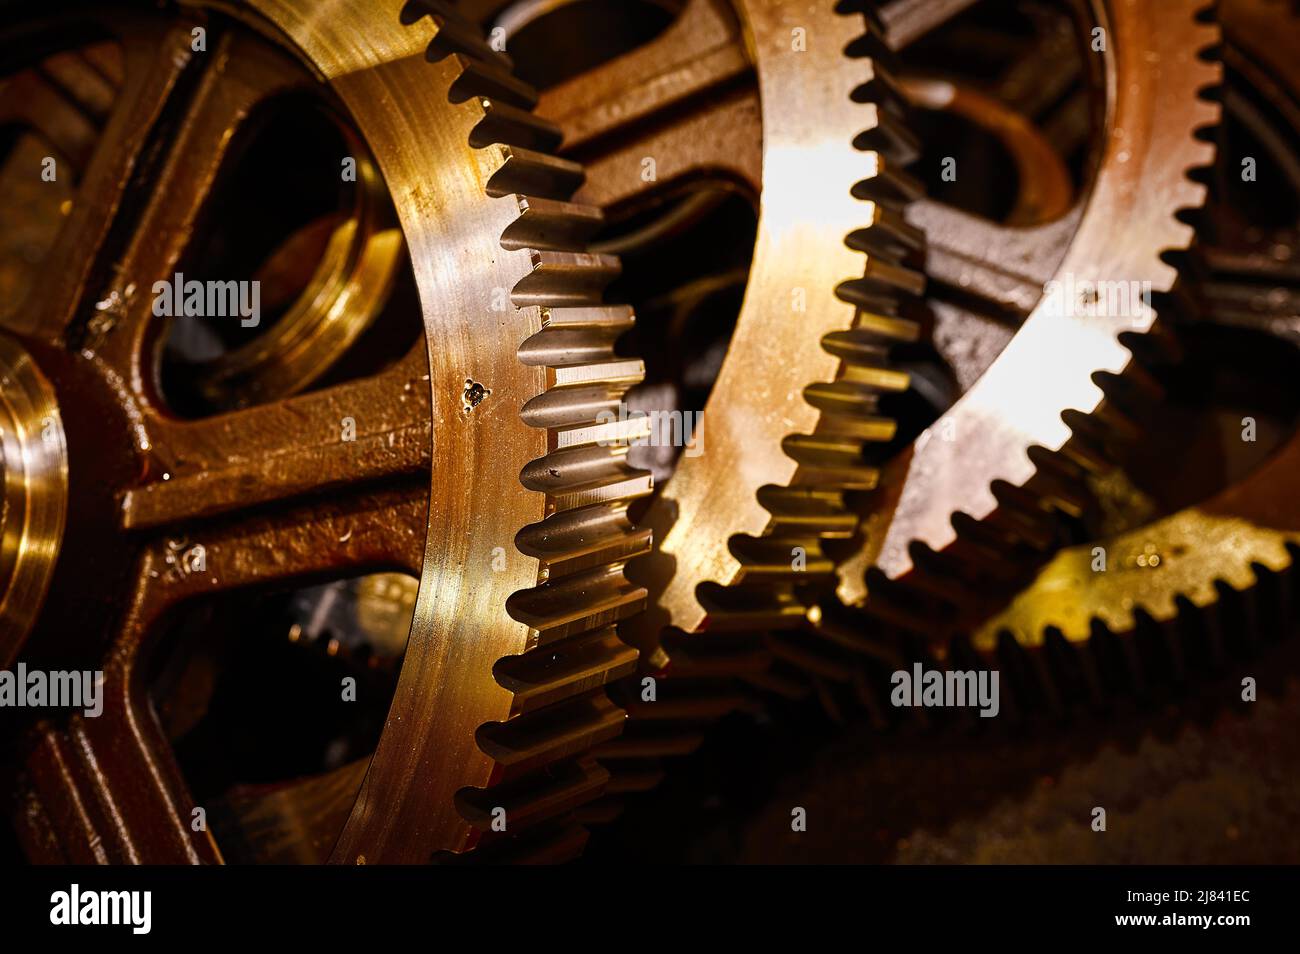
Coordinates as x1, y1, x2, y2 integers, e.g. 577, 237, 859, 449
122, 346, 430, 531
14, 15, 201, 343
537, 0, 760, 209
83, 30, 311, 370
12, 476, 425, 863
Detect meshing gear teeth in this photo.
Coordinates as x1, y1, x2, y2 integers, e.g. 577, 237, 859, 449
595, 0, 927, 797
826, 0, 1223, 658
211, 0, 654, 864
964, 427, 1300, 719
401, 1, 653, 861
0, 0, 652, 865
696, 2, 924, 638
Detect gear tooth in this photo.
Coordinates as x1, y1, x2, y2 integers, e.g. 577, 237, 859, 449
477, 694, 625, 777
851, 152, 925, 202
757, 485, 855, 532
729, 535, 836, 581
985, 483, 1058, 547
517, 502, 653, 571
548, 470, 653, 514
402, 0, 479, 31
398, 3, 653, 850
580, 5, 932, 749
823, 320, 918, 355
835, 272, 921, 313
485, 146, 586, 201
511, 250, 621, 307
807, 418, 896, 451
500, 196, 605, 252
447, 53, 537, 108
455, 760, 608, 834
845, 202, 926, 257
552, 358, 645, 391
841, 10, 893, 60
507, 564, 646, 644
852, 100, 922, 165
949, 510, 1026, 558
767, 633, 858, 683
789, 468, 882, 495
520, 443, 639, 493
518, 383, 622, 431
861, 255, 928, 296
802, 380, 880, 417
494, 627, 638, 713
469, 96, 563, 152
413, 2, 516, 70
540, 304, 634, 331
658, 628, 773, 671
548, 414, 652, 454
693, 583, 810, 631
517, 307, 634, 366
782, 431, 881, 471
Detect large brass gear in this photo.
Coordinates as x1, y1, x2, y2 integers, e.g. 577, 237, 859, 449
2, 0, 1297, 870
615, 0, 927, 743
0, 0, 650, 863
445, 0, 929, 793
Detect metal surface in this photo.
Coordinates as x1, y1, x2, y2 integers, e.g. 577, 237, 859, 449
839, 0, 1221, 622
2, 0, 1297, 868
0, 336, 68, 666
623, 0, 923, 650
1, 0, 648, 864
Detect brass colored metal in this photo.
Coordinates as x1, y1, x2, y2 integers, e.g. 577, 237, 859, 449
194, 152, 405, 408
4, 0, 1291, 867
538, 0, 761, 209
839, 0, 1221, 620
976, 432, 1300, 650
968, 0, 1300, 676
0, 335, 68, 667
622, 0, 923, 651
3, 0, 647, 865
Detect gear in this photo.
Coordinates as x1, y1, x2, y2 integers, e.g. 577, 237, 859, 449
2, 0, 648, 864
626, 0, 924, 641
955, 0, 1300, 712
831, 0, 1222, 637
472, 0, 928, 789
974, 431, 1300, 704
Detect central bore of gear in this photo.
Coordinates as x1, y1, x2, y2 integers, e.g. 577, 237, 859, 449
0, 333, 69, 660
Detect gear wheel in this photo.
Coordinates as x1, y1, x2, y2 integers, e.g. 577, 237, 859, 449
448, 0, 928, 792
2, 0, 649, 864
830, 0, 1222, 638
958, 0, 1300, 713
617, 0, 925, 702
974, 431, 1300, 710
